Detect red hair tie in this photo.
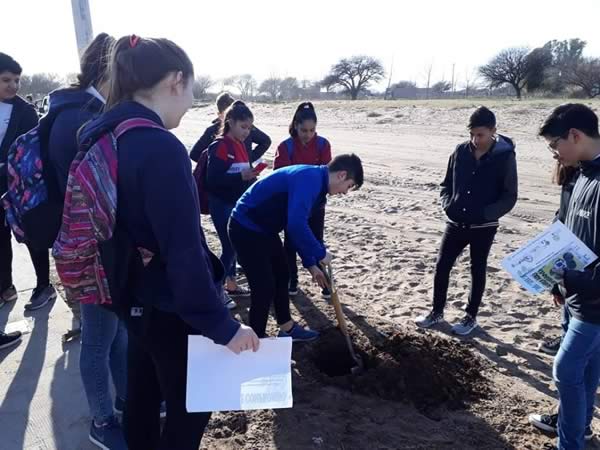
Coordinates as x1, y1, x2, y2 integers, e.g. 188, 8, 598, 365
129, 34, 140, 48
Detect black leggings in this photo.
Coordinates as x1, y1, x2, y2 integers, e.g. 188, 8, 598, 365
228, 218, 292, 337
123, 309, 211, 450
432, 223, 497, 318
0, 208, 50, 290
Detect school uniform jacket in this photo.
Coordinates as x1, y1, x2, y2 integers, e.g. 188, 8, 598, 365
205, 135, 255, 205
273, 134, 332, 169
231, 165, 328, 268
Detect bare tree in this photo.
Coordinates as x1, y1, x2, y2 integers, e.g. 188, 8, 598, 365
479, 47, 531, 99
566, 58, 600, 98
279, 77, 300, 100
322, 55, 385, 100
19, 73, 63, 97
259, 77, 282, 102
192, 75, 214, 99
233, 74, 257, 100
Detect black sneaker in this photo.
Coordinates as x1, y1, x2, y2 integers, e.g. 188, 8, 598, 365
288, 279, 298, 296
528, 413, 557, 433
24, 284, 57, 311
529, 413, 594, 441
415, 310, 444, 328
538, 336, 561, 355
0, 331, 22, 350
321, 287, 331, 299
451, 314, 478, 336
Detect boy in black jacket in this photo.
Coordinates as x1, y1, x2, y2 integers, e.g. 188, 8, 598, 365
0, 53, 56, 310
415, 106, 518, 335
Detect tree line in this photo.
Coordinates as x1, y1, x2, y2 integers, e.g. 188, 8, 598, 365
17, 38, 600, 101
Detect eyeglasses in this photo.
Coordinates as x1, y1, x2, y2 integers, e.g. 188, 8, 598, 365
547, 136, 562, 155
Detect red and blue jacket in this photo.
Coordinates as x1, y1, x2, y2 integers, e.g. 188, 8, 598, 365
206, 135, 255, 205
273, 134, 332, 169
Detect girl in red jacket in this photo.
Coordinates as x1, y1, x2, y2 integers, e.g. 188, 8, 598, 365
273, 102, 332, 298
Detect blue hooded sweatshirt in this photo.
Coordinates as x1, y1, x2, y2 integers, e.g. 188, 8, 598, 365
79, 101, 240, 345
46, 88, 104, 196
231, 164, 328, 268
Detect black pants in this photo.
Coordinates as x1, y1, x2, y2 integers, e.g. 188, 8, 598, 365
123, 309, 211, 450
0, 208, 50, 291
284, 208, 325, 283
432, 223, 497, 318
229, 218, 291, 338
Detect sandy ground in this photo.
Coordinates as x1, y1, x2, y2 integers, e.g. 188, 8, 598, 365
1, 98, 600, 450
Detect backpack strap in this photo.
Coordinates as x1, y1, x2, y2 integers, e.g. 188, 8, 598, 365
114, 118, 165, 138
284, 137, 295, 161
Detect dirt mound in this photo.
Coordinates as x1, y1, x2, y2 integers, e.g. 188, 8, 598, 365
309, 327, 489, 412
205, 411, 248, 439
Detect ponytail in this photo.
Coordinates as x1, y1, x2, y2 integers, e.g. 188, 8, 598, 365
105, 35, 194, 109
219, 100, 254, 136
289, 101, 317, 137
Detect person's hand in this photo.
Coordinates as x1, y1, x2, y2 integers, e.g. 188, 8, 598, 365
241, 168, 259, 181
320, 251, 333, 266
308, 265, 328, 289
226, 324, 260, 354
552, 293, 565, 307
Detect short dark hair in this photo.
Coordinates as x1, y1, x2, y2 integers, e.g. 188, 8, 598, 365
328, 153, 364, 189
468, 106, 496, 129
0, 53, 23, 75
216, 92, 235, 114
539, 103, 599, 139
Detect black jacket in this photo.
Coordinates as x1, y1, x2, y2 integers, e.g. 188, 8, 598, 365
0, 95, 39, 194
561, 158, 600, 324
189, 118, 271, 163
440, 135, 518, 225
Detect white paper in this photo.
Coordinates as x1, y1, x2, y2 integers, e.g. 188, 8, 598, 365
4, 319, 32, 335
502, 221, 597, 294
186, 335, 293, 412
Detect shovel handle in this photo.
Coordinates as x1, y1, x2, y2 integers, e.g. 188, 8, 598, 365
321, 263, 350, 336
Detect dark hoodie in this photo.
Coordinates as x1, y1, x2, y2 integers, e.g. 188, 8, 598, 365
440, 134, 518, 225
79, 101, 240, 345
0, 95, 39, 194
560, 158, 600, 324
46, 88, 104, 196
189, 118, 271, 163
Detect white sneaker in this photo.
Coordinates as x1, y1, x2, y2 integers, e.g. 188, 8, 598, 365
415, 310, 444, 328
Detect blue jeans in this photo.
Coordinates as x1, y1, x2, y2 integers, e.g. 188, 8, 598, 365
553, 317, 600, 450
80, 303, 128, 423
208, 194, 236, 279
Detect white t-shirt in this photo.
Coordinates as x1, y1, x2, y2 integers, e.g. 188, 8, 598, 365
0, 101, 14, 148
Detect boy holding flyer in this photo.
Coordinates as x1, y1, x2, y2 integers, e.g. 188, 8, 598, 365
529, 104, 600, 450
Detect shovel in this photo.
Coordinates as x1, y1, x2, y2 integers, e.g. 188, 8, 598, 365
321, 262, 364, 374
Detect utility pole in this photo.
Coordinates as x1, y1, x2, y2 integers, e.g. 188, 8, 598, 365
71, 0, 94, 57
384, 55, 394, 100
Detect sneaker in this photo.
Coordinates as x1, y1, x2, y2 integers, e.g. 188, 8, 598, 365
452, 314, 478, 336
529, 412, 593, 441
0, 331, 22, 350
415, 310, 444, 328
89, 417, 127, 450
225, 286, 250, 297
288, 279, 298, 296
529, 413, 557, 433
321, 287, 331, 299
115, 398, 166, 419
222, 291, 237, 310
24, 284, 56, 311
538, 336, 562, 355
278, 323, 319, 342
0, 285, 18, 303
